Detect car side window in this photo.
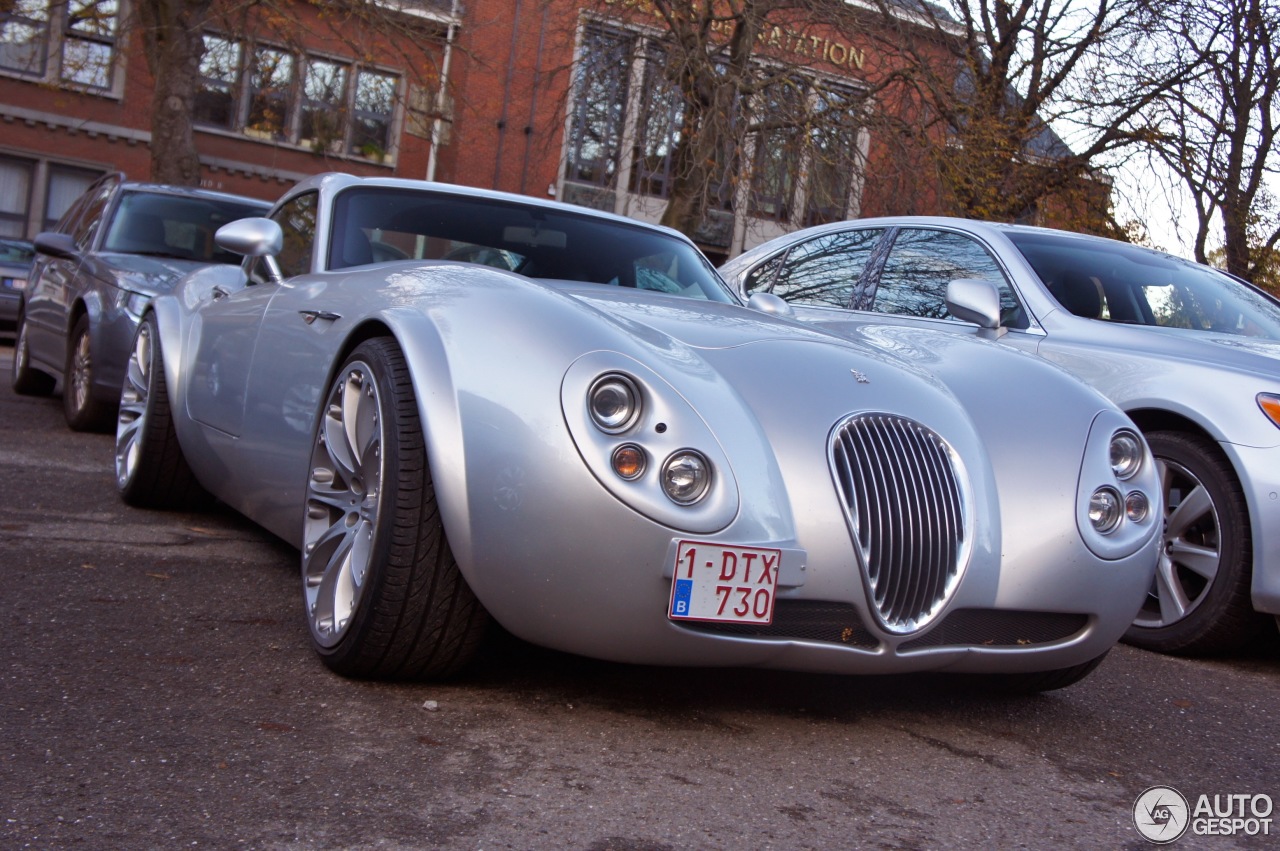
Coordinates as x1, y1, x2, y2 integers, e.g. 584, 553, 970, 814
872, 229, 1026, 328
70, 183, 115, 249
252, 191, 318, 283
764, 229, 884, 308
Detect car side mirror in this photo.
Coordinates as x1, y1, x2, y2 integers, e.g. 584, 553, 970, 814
747, 291, 795, 318
946, 278, 1005, 336
33, 232, 80, 261
215, 217, 285, 284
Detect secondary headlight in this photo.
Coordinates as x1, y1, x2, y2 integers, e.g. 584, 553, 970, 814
1109, 430, 1143, 480
1260, 393, 1280, 429
661, 450, 711, 505
1125, 491, 1150, 523
611, 444, 646, 480
122, 291, 151, 320
588, 374, 640, 433
1088, 487, 1122, 533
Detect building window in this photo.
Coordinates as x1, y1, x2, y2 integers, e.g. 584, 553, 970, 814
629, 44, 681, 199
194, 35, 240, 129
193, 34, 400, 164
0, 157, 34, 237
561, 20, 863, 243
0, 155, 102, 237
1, 0, 119, 92
45, 164, 101, 231
299, 59, 347, 153
246, 45, 293, 141
0, 0, 50, 77
349, 70, 395, 160
566, 24, 633, 189
803, 87, 862, 226
61, 0, 116, 88
749, 80, 806, 222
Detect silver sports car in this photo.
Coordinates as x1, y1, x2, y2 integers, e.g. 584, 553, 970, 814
720, 216, 1280, 655
115, 175, 1161, 689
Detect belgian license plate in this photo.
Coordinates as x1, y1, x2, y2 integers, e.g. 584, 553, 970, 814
668, 541, 781, 624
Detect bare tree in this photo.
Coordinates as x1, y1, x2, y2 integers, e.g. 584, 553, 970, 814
861, 0, 1186, 232
1143, 0, 1280, 283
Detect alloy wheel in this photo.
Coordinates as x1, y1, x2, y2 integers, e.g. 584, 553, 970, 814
70, 327, 93, 414
1133, 457, 1222, 629
115, 322, 153, 488
302, 361, 385, 648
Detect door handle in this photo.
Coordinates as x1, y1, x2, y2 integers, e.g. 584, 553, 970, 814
299, 309, 341, 325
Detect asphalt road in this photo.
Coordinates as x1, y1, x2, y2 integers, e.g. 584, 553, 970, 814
2, 342, 1278, 850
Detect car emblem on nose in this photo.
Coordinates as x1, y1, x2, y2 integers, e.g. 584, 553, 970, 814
851, 369, 870, 384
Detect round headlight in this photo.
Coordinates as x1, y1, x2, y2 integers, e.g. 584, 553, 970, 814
1109, 431, 1143, 480
661, 450, 711, 505
611, 444, 646, 480
588, 374, 640, 433
1125, 491, 1150, 523
1089, 487, 1123, 533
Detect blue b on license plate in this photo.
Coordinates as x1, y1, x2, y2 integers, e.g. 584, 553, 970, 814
668, 541, 780, 624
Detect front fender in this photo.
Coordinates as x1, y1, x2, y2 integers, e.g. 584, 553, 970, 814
147, 265, 250, 441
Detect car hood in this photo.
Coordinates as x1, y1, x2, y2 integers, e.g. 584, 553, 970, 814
561, 283, 1072, 399
560, 282, 954, 376
93, 252, 214, 296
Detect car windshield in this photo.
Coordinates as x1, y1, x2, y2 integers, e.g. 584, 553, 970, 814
1008, 231, 1280, 339
103, 191, 265, 264
0, 238, 34, 264
327, 186, 735, 302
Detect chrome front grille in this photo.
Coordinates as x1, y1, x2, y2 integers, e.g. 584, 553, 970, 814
830, 413, 969, 634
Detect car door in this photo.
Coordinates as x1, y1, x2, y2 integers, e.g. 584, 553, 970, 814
25, 178, 116, 367
186, 191, 319, 439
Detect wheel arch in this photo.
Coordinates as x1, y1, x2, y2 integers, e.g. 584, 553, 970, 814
65, 291, 106, 341
1126, 407, 1221, 447
324, 315, 476, 572
63, 295, 109, 380
142, 296, 189, 424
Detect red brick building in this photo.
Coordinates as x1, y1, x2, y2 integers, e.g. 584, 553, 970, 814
0, 0, 1088, 260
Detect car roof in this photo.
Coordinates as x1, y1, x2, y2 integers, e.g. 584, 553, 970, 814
116, 181, 272, 208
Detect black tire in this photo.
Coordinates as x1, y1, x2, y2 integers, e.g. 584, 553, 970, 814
115, 314, 208, 510
955, 652, 1109, 694
302, 337, 489, 680
1124, 430, 1268, 655
11, 312, 56, 396
63, 314, 115, 432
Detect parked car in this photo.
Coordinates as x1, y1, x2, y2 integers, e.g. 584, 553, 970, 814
0, 236, 35, 335
11, 173, 269, 430
720, 216, 1280, 655
112, 174, 1161, 689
